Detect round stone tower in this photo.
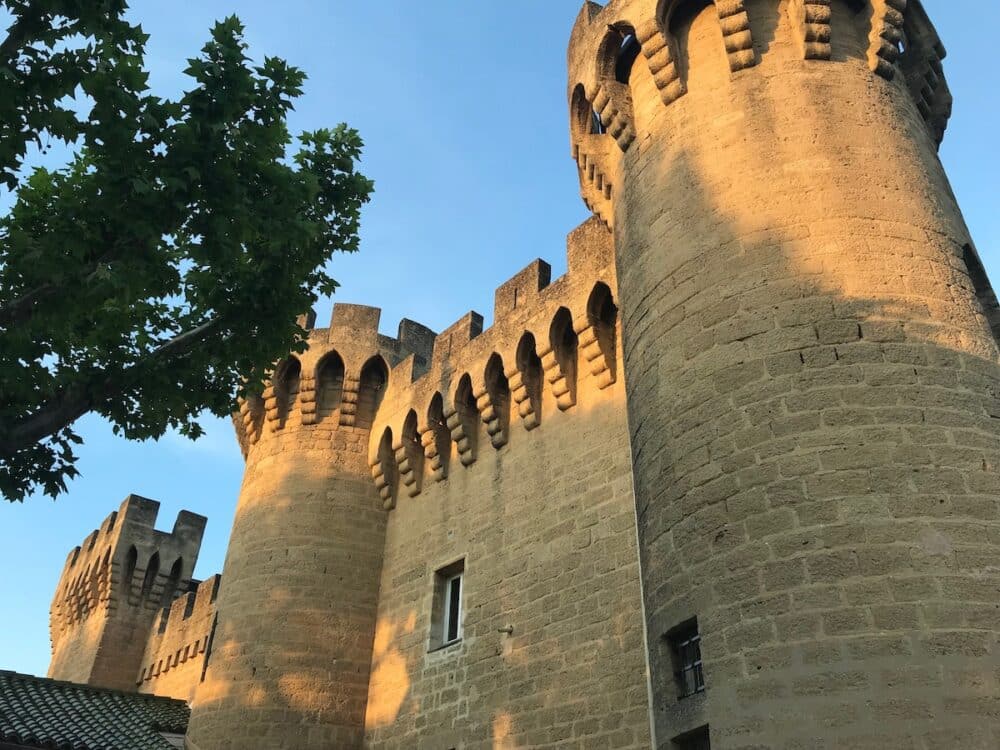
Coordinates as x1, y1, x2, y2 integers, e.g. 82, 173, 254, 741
569, 1, 1000, 748
186, 304, 434, 750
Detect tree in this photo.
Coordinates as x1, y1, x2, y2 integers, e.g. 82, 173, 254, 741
0, 2, 374, 501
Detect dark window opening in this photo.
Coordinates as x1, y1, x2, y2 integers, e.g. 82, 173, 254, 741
673, 725, 711, 750
616, 33, 641, 84
275, 357, 302, 428
430, 559, 464, 651
357, 355, 389, 431
667, 619, 704, 699
140, 552, 160, 601
592, 109, 606, 135
446, 575, 462, 643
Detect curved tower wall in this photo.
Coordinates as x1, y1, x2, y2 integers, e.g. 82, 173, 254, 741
570, 1, 1000, 747
186, 305, 434, 750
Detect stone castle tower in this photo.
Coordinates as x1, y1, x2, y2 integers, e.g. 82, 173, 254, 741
46, 1, 1000, 748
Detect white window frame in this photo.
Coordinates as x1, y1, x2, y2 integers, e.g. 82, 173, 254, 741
442, 571, 463, 645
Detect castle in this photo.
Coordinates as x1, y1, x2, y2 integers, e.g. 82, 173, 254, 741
41, 1, 1000, 748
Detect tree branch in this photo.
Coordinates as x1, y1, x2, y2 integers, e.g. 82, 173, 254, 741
0, 316, 224, 456
0, 282, 56, 327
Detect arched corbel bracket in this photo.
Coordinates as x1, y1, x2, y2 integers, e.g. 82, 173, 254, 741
590, 81, 636, 152
263, 384, 280, 432
637, 19, 686, 105
298, 373, 317, 426
715, 0, 757, 72
868, 0, 907, 80
370, 458, 395, 511
475, 387, 509, 449
395, 434, 423, 499
339, 375, 360, 427
420, 427, 448, 482
506, 365, 541, 431
540, 346, 577, 412
445, 407, 477, 467
577, 322, 617, 390
789, 0, 832, 60
238, 401, 260, 447
574, 139, 615, 230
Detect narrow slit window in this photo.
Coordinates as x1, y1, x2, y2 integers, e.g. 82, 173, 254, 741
445, 573, 462, 644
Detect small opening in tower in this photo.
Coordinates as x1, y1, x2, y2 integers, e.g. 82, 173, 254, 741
315, 351, 345, 424
427, 392, 451, 478
357, 355, 389, 431
615, 31, 641, 84
549, 307, 580, 405
592, 109, 606, 135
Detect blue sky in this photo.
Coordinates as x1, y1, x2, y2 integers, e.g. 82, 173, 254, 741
0, 1, 995, 677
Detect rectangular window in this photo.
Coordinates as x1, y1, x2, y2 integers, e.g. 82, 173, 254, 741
430, 559, 464, 650
673, 725, 710, 750
667, 618, 704, 699
444, 572, 462, 643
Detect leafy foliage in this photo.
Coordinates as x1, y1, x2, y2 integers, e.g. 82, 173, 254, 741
0, 3, 373, 500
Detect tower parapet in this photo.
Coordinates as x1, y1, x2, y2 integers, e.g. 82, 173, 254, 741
567, 1, 1000, 747
137, 574, 221, 703
48, 495, 206, 692
189, 304, 436, 749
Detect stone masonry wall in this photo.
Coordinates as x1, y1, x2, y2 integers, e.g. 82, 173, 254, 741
363, 220, 652, 749
137, 575, 220, 703
570, 1, 1000, 747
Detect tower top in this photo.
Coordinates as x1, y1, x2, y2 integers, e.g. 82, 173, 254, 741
567, 0, 951, 226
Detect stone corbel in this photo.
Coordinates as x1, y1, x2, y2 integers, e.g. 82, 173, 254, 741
636, 19, 686, 106
339, 375, 360, 427
298, 373, 317, 425
475, 386, 509, 449
445, 405, 477, 467
590, 81, 636, 152
715, 0, 757, 72
868, 0, 907, 80
370, 456, 395, 511
506, 364, 541, 431
789, 0, 832, 60
577, 322, 617, 390
263, 384, 280, 432
420, 426, 449, 482
395, 434, 423, 498
540, 346, 577, 411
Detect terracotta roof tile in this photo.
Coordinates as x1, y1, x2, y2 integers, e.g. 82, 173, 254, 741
0, 671, 189, 750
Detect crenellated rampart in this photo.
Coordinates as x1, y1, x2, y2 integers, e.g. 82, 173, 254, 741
229, 216, 621, 511
367, 217, 620, 508
137, 574, 221, 703
48, 495, 207, 691
566, 0, 953, 229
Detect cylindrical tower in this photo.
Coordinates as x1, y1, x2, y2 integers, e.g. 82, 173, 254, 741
570, 1, 1000, 748
186, 304, 434, 750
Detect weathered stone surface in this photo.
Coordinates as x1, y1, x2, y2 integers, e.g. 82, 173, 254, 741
45, 2, 1000, 749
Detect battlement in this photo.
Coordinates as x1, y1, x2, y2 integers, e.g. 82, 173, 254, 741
48, 496, 207, 688
567, 0, 951, 226
138, 575, 220, 702
234, 218, 617, 466
366, 217, 620, 508
234, 302, 438, 455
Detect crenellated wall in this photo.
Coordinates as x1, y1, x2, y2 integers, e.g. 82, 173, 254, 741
48, 495, 206, 692
354, 219, 651, 748
137, 575, 220, 703
43, 4, 1000, 749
